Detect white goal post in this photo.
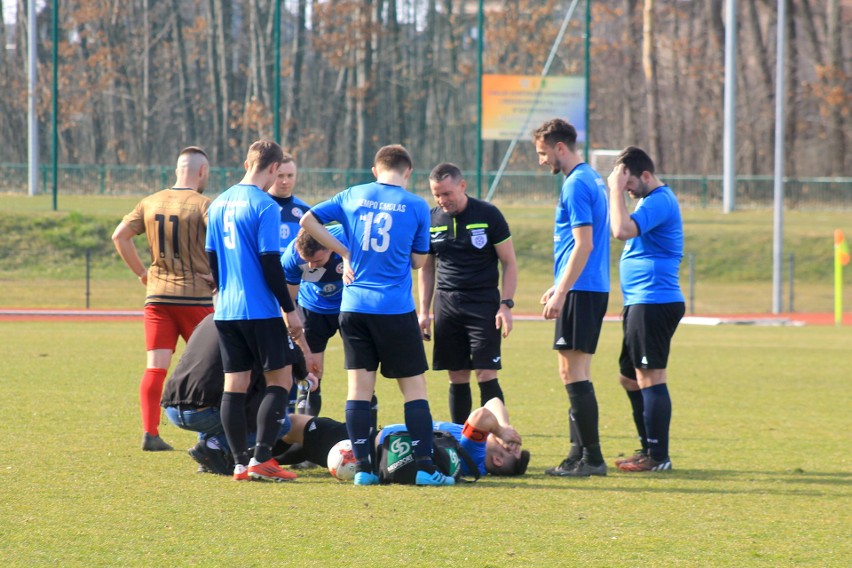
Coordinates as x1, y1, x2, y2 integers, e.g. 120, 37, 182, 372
590, 149, 621, 176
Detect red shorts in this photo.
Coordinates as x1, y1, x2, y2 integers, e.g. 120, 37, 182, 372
144, 304, 214, 352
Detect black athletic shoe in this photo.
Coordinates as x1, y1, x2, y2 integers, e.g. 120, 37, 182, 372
545, 456, 581, 476
142, 433, 173, 451
546, 457, 607, 477
188, 442, 232, 476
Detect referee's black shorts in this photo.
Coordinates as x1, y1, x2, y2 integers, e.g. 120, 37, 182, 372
339, 311, 428, 378
301, 307, 340, 353
215, 317, 296, 373
619, 302, 685, 379
432, 288, 502, 371
552, 290, 609, 354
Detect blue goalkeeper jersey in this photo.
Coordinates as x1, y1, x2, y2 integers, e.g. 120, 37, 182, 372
206, 184, 282, 320
553, 163, 610, 292
379, 421, 486, 477
620, 184, 684, 305
281, 224, 347, 314
308, 182, 430, 314
269, 194, 311, 254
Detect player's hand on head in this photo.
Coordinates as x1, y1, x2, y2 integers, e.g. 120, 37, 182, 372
608, 163, 629, 192
497, 425, 522, 450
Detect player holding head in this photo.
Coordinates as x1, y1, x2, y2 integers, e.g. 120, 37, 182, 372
418, 162, 518, 424
300, 144, 454, 486
112, 146, 214, 451
275, 398, 529, 479
267, 152, 311, 253
534, 119, 610, 477
608, 146, 684, 472
205, 140, 305, 482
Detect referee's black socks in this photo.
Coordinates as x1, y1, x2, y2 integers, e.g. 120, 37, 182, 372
478, 378, 504, 406
449, 383, 472, 424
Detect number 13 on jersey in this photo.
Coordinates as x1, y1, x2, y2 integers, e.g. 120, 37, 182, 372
359, 211, 392, 252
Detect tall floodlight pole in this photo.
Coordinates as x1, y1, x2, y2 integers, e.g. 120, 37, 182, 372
772, 0, 786, 314
722, 0, 737, 213
52, 0, 59, 211
583, 0, 591, 161
273, 0, 282, 143
475, 0, 484, 199
28, 0, 39, 197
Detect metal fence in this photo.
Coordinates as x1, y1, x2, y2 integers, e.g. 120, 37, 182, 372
1, 163, 850, 209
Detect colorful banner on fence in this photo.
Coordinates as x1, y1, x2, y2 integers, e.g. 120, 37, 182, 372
481, 74, 586, 142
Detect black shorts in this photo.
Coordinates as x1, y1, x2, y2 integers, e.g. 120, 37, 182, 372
432, 288, 502, 371
302, 307, 340, 353
619, 302, 685, 379
553, 291, 609, 353
339, 311, 428, 378
302, 417, 350, 467
215, 318, 296, 373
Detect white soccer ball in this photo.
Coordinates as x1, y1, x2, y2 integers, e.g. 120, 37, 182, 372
327, 439, 357, 481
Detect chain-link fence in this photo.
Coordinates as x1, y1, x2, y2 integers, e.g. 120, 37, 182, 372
1, 163, 851, 209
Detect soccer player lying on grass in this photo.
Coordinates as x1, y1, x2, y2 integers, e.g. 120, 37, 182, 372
160, 313, 317, 477
272, 398, 530, 478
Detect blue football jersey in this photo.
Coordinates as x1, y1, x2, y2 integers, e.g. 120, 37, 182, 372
309, 182, 430, 314
269, 194, 311, 254
620, 185, 684, 305
281, 224, 348, 314
206, 184, 282, 320
553, 163, 610, 292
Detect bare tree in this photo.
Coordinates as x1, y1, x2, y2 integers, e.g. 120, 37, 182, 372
642, 0, 662, 168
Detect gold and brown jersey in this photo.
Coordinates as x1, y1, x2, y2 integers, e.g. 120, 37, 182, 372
123, 188, 213, 306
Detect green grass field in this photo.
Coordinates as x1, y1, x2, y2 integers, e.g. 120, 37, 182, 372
1, 319, 849, 566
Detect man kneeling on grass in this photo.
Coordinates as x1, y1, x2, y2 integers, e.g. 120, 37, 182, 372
160, 313, 317, 477
272, 398, 530, 479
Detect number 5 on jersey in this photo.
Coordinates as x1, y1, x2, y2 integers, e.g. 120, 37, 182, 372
223, 209, 237, 250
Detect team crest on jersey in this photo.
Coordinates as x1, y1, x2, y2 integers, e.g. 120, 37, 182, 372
291, 207, 304, 218
470, 229, 488, 249
280, 225, 291, 240
335, 262, 344, 274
